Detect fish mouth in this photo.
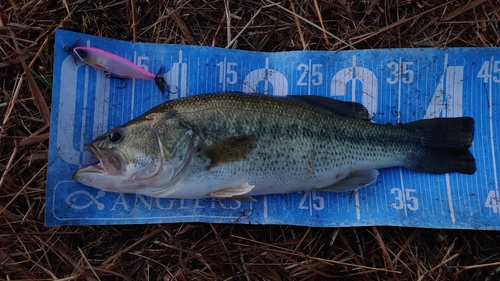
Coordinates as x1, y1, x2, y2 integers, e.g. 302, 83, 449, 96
72, 143, 132, 191
77, 143, 124, 176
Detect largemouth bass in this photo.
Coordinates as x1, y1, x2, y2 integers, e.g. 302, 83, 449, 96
73, 93, 476, 200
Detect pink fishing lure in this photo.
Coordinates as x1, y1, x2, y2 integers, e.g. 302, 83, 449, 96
64, 39, 168, 94
71, 46, 156, 80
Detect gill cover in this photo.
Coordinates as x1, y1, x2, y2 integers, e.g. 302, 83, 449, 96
131, 110, 197, 188
73, 110, 197, 194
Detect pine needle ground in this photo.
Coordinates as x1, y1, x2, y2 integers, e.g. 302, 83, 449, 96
1, 1, 500, 280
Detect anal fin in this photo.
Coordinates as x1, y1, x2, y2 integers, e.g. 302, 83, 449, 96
208, 183, 255, 201
316, 170, 380, 192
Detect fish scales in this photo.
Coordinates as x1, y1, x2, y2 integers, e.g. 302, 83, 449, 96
126, 93, 424, 196
74, 92, 475, 199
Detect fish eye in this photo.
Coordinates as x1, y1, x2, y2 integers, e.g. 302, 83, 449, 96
108, 130, 123, 142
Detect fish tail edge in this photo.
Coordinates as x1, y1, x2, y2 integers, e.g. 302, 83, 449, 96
405, 117, 476, 175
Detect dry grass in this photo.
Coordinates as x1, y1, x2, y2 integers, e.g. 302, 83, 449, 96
1, 0, 500, 280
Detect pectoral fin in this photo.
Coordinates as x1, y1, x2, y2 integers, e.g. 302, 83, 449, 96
208, 183, 256, 201
200, 135, 256, 169
316, 170, 380, 192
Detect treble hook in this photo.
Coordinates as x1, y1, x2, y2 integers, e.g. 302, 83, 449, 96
154, 65, 177, 97
105, 72, 128, 89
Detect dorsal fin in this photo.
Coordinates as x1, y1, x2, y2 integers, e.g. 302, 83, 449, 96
288, 95, 371, 121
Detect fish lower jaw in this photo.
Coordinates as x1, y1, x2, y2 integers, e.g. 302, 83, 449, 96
76, 163, 108, 175
73, 162, 125, 183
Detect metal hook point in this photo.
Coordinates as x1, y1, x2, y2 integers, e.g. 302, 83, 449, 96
105, 72, 128, 89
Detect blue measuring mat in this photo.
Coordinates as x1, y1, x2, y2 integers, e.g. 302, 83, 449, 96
46, 29, 500, 229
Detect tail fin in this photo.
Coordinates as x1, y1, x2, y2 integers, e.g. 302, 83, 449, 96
404, 117, 476, 175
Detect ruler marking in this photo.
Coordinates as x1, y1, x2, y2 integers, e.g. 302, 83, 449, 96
222, 57, 226, 92
351, 55, 356, 102
131, 51, 136, 119
80, 64, 90, 166
263, 195, 268, 219
446, 174, 455, 223
396, 57, 408, 217
488, 56, 500, 216
441, 54, 456, 224
308, 59, 312, 95
355, 189, 361, 221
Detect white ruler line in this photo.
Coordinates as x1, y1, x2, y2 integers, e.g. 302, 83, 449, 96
355, 189, 361, 221
351, 55, 362, 221
308, 59, 312, 95
222, 57, 226, 92
80, 40, 92, 163
446, 174, 455, 224
181, 51, 186, 97
488, 56, 500, 216
265, 57, 269, 93
351, 55, 356, 102
400, 171, 408, 217
308, 191, 313, 216
442, 53, 456, 224
263, 195, 268, 219
398, 57, 402, 122
131, 52, 137, 119
80, 64, 90, 166
397, 56, 407, 217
